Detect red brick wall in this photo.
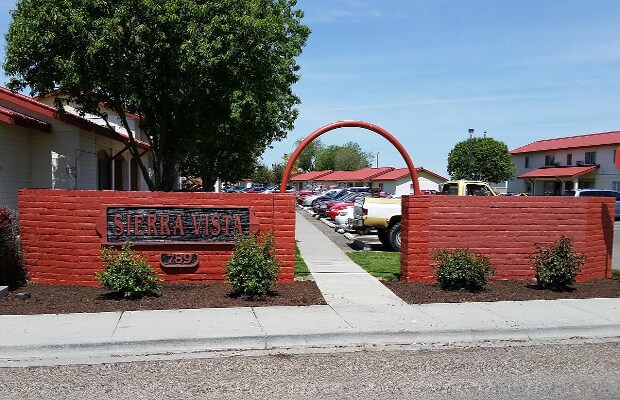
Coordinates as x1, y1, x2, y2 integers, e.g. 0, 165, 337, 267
18, 189, 295, 286
401, 195, 614, 283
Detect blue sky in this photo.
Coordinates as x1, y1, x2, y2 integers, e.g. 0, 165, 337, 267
1, 0, 620, 176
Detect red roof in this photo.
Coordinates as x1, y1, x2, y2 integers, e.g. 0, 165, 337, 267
511, 130, 620, 154
0, 105, 51, 133
316, 167, 395, 182
371, 167, 447, 182
0, 87, 150, 149
290, 170, 333, 181
518, 165, 599, 179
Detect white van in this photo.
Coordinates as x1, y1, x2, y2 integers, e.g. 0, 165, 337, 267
563, 189, 620, 220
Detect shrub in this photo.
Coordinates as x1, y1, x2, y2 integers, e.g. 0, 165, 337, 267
432, 248, 495, 292
530, 236, 585, 291
0, 207, 26, 288
95, 241, 163, 299
226, 232, 280, 299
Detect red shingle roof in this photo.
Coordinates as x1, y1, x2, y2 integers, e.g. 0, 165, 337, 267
0, 105, 51, 133
289, 170, 333, 181
518, 165, 599, 179
316, 167, 395, 182
371, 167, 447, 182
0, 87, 150, 149
511, 130, 620, 154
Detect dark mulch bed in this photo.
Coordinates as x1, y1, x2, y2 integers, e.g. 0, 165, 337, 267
0, 281, 326, 315
384, 278, 620, 304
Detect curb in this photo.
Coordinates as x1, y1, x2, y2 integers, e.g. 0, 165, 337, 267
343, 233, 378, 251
3, 323, 620, 367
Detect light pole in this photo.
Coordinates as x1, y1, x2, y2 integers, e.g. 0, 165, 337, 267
376, 152, 379, 168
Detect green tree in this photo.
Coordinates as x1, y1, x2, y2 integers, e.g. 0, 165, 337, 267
271, 162, 286, 187
251, 164, 273, 186
447, 137, 515, 182
4, 0, 310, 192
295, 138, 323, 171
315, 142, 371, 171
334, 142, 372, 170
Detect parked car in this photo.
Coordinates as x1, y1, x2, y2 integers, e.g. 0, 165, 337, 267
353, 180, 497, 251
563, 189, 620, 219
334, 206, 355, 230
313, 191, 360, 216
302, 188, 343, 207
326, 193, 373, 220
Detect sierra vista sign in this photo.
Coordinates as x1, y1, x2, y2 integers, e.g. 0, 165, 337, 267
97, 207, 255, 244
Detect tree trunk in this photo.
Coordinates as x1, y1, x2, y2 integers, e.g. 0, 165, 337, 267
201, 175, 217, 192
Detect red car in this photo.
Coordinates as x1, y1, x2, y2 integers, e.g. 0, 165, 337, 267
327, 202, 354, 220
296, 190, 314, 205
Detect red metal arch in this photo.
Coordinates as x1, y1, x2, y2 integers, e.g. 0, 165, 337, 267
280, 120, 420, 195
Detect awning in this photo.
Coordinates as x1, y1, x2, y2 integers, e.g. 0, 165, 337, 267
518, 165, 599, 179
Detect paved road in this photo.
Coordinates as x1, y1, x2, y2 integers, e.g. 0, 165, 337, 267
1, 342, 618, 399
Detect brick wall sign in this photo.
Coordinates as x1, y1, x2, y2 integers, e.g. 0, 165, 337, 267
400, 195, 614, 283
98, 206, 257, 244
19, 189, 295, 286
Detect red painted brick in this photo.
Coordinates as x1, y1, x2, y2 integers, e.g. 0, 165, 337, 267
19, 189, 295, 286
401, 195, 613, 283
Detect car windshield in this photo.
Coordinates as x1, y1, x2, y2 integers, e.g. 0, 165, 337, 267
440, 184, 459, 195
341, 193, 358, 202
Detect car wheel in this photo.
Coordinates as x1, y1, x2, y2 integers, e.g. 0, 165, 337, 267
377, 229, 390, 248
388, 222, 401, 252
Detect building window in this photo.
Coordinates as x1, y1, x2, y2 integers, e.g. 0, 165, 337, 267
566, 153, 572, 165
524, 157, 530, 168
585, 152, 596, 165
613, 182, 620, 191
544, 155, 555, 166
580, 180, 595, 189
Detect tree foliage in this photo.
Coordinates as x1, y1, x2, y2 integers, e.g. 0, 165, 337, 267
251, 164, 273, 186
4, 0, 310, 191
315, 142, 371, 171
295, 138, 323, 172
447, 137, 515, 182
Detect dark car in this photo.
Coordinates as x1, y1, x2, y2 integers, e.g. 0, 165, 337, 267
313, 192, 362, 217
563, 189, 620, 219
309, 188, 348, 207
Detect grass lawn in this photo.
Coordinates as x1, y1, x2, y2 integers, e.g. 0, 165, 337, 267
294, 245, 311, 277
347, 251, 400, 280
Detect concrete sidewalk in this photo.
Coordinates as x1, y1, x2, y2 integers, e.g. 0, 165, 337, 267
1, 211, 620, 367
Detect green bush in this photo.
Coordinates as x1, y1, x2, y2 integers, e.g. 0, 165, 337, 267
95, 241, 163, 299
226, 232, 280, 299
0, 207, 26, 288
530, 236, 585, 291
432, 248, 495, 292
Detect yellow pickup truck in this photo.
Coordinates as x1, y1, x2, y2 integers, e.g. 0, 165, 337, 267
352, 180, 496, 251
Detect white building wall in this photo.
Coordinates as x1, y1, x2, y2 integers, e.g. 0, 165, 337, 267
508, 144, 620, 194
0, 126, 32, 209
373, 174, 444, 196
